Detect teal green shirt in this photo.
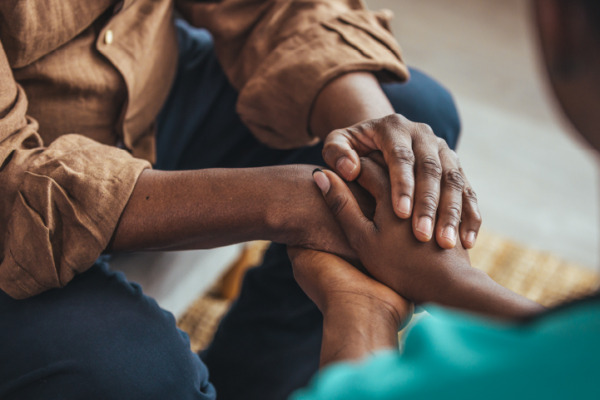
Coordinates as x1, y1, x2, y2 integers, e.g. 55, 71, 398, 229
292, 301, 600, 399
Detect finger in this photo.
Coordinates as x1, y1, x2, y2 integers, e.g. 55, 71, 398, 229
322, 130, 365, 181
458, 171, 482, 249
366, 151, 386, 169
411, 130, 443, 243
312, 168, 375, 251
356, 157, 390, 203
435, 146, 464, 249
375, 119, 416, 219
357, 157, 398, 229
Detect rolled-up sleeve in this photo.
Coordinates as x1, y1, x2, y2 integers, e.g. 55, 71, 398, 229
0, 41, 150, 299
177, 0, 409, 149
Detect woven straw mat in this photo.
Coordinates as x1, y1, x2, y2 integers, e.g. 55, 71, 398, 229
177, 232, 599, 352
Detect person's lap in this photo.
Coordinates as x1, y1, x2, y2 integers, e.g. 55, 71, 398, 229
0, 258, 216, 400
0, 19, 460, 400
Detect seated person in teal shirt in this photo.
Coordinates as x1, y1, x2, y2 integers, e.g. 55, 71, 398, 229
290, 0, 600, 398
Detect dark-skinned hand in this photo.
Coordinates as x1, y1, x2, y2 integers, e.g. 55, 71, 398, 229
288, 247, 413, 326
323, 114, 481, 249
312, 156, 473, 305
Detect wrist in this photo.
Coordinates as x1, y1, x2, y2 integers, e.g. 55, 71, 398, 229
263, 164, 321, 244
324, 293, 408, 331
310, 72, 395, 139
320, 298, 403, 366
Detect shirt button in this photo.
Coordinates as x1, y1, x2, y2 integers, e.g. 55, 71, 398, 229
104, 29, 114, 45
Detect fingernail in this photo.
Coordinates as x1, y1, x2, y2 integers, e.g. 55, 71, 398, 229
441, 226, 456, 246
397, 196, 411, 217
336, 157, 356, 179
416, 217, 433, 238
312, 169, 330, 194
466, 230, 477, 247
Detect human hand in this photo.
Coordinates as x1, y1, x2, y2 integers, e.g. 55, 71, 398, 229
271, 164, 377, 261
288, 247, 412, 326
322, 114, 481, 249
288, 247, 413, 365
312, 158, 473, 305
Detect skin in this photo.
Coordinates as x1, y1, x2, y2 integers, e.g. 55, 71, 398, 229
312, 158, 543, 318
289, 247, 413, 367
110, 70, 482, 255
311, 72, 482, 249
110, 165, 355, 257
295, 0, 600, 367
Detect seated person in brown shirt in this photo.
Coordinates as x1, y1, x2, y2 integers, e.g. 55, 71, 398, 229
0, 1, 480, 399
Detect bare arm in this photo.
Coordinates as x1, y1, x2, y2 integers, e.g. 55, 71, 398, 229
179, 0, 482, 249
109, 165, 354, 259
109, 72, 478, 260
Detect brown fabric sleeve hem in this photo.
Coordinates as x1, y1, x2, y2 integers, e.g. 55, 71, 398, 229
235, 9, 410, 150
0, 135, 151, 299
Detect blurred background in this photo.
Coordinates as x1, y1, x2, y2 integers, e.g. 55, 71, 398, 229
368, 0, 599, 269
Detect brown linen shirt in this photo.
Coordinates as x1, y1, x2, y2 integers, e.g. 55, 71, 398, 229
0, 0, 408, 299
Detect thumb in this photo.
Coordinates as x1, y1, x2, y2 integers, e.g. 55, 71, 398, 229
322, 131, 362, 181
312, 168, 374, 251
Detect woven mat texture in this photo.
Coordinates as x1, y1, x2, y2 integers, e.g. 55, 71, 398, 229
177, 232, 600, 352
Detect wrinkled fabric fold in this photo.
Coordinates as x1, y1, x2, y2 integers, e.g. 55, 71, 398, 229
178, 0, 409, 148
1, 0, 407, 298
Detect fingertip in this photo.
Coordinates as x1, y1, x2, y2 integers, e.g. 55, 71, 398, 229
312, 168, 331, 194
462, 230, 477, 249
336, 156, 358, 180
436, 226, 457, 249
414, 216, 433, 242
395, 195, 412, 218
440, 225, 457, 247
437, 238, 455, 249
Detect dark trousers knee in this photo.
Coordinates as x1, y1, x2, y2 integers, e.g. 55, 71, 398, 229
0, 262, 215, 400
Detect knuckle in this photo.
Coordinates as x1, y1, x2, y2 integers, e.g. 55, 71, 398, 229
464, 187, 478, 202
383, 113, 406, 127
444, 169, 465, 192
446, 148, 459, 162
443, 203, 462, 226
417, 191, 439, 216
470, 210, 483, 225
419, 156, 443, 180
436, 137, 449, 149
417, 123, 435, 137
390, 145, 415, 166
379, 114, 412, 135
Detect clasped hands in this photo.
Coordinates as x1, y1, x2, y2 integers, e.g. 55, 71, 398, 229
289, 114, 481, 332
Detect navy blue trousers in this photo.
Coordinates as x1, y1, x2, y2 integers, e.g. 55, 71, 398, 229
0, 20, 460, 400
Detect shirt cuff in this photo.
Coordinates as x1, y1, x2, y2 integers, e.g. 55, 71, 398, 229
0, 134, 151, 299
236, 9, 409, 149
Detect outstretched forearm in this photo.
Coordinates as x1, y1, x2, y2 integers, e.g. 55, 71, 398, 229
109, 166, 352, 257
428, 265, 545, 320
